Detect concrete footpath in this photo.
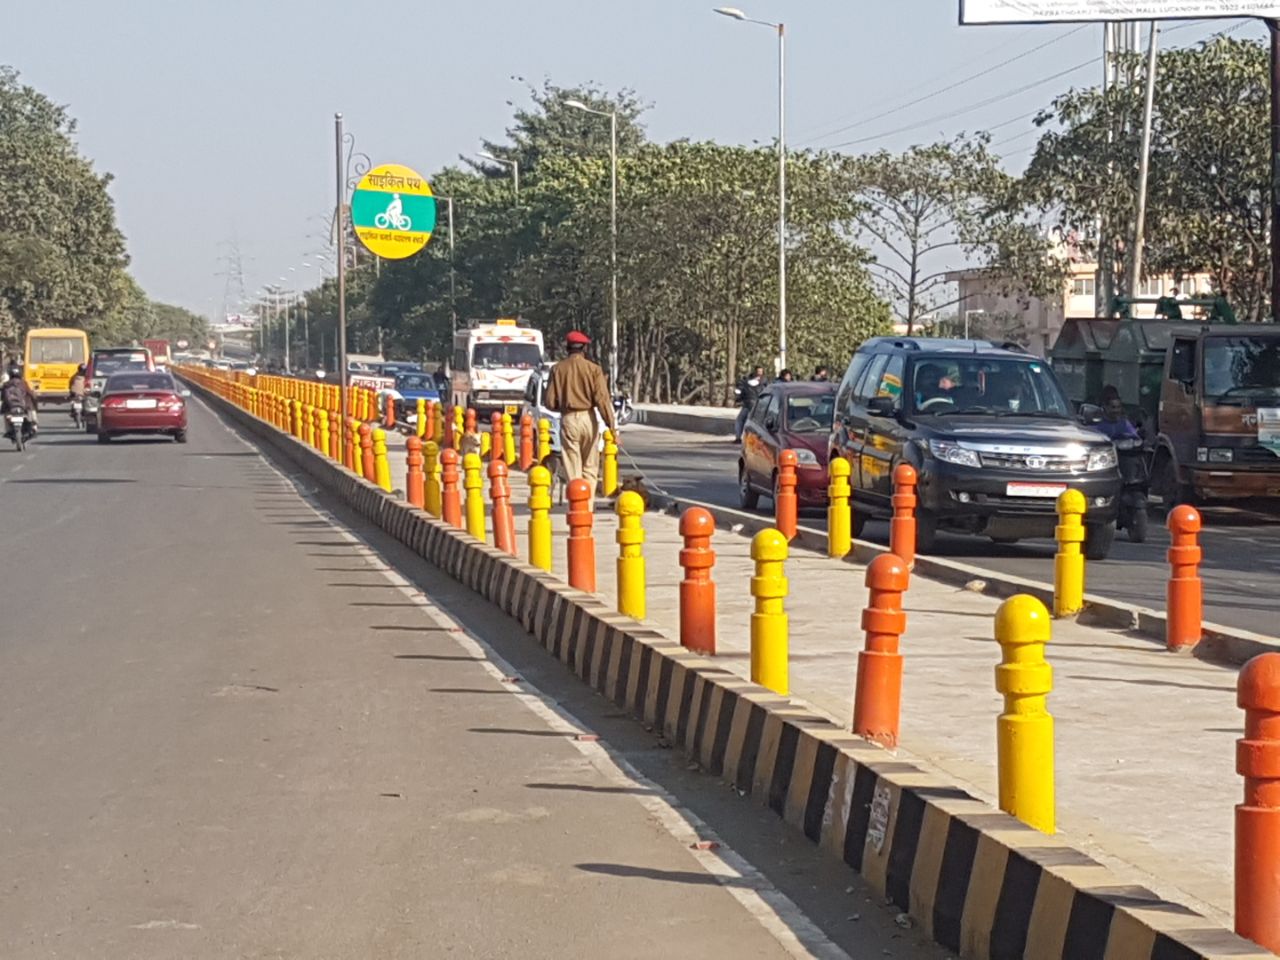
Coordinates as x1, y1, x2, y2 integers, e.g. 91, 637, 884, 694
456, 466, 1248, 924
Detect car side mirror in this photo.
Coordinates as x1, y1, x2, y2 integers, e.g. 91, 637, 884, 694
764, 417, 778, 432
867, 396, 896, 418
1078, 403, 1103, 425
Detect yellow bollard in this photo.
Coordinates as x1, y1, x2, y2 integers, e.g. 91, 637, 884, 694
463, 452, 486, 542
528, 464, 553, 572
750, 528, 789, 695
317, 408, 330, 457
995, 594, 1055, 834
827, 456, 853, 558
480, 430, 492, 458
293, 399, 304, 439
423, 440, 442, 518
537, 417, 552, 463
416, 398, 427, 438
615, 490, 645, 619
602, 430, 619, 496
502, 412, 516, 466
433, 403, 445, 446
453, 406, 465, 450
373, 428, 392, 493
1053, 489, 1086, 617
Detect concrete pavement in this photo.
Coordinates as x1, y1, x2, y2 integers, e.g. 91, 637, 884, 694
0, 403, 949, 959
619, 423, 1280, 638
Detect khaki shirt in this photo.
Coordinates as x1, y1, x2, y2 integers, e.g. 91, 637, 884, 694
545, 353, 615, 432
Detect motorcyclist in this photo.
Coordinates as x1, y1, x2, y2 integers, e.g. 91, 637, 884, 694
1, 364, 38, 433
1093, 386, 1140, 442
68, 363, 87, 399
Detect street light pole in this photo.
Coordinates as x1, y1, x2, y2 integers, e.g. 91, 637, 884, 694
477, 152, 519, 197
335, 113, 348, 445
715, 7, 787, 372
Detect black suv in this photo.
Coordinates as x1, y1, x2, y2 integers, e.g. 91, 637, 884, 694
830, 337, 1121, 559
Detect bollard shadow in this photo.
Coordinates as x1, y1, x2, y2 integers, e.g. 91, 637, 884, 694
397, 654, 484, 662
574, 863, 734, 887
327, 582, 403, 589
467, 727, 573, 738
349, 601, 422, 609
1063, 673, 1234, 693
371, 624, 454, 633
8, 477, 136, 484
296, 540, 356, 547
526, 782, 658, 797
428, 687, 513, 695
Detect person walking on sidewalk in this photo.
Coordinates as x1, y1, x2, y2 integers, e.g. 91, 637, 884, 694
545, 330, 617, 500
734, 365, 765, 442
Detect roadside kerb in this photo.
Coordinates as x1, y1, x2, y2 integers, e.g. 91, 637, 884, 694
632, 402, 737, 435
639, 487, 1280, 669
185, 375, 1272, 960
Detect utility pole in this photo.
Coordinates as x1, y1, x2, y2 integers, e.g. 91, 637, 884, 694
335, 113, 348, 449
1129, 22, 1159, 299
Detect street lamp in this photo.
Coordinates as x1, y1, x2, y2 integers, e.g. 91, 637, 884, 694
477, 151, 519, 196
279, 275, 292, 372
566, 98, 619, 391
715, 5, 787, 372
429, 194, 459, 334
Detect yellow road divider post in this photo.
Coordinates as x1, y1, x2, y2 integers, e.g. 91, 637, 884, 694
615, 490, 645, 619
373, 428, 392, 492
423, 441, 442, 518
463, 452, 486, 542
827, 456, 852, 558
750, 528, 789, 696
416, 398, 427, 438
502, 412, 516, 466
528, 465, 553, 571
537, 417, 552, 463
995, 594, 1055, 834
1053, 489, 1086, 617
602, 430, 619, 496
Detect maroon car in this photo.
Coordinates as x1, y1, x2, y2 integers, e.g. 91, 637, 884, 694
97, 372, 189, 443
738, 381, 836, 509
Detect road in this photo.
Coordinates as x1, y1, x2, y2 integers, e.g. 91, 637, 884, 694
0, 401, 946, 959
619, 424, 1280, 637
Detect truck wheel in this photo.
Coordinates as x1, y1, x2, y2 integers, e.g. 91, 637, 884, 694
1085, 521, 1116, 561
1152, 451, 1191, 511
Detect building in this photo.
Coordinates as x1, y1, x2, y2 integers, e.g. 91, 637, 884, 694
940, 261, 1215, 356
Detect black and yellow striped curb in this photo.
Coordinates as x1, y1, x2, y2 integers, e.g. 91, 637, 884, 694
189, 381, 1273, 960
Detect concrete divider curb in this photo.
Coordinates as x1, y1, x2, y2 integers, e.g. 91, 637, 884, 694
187, 378, 1273, 960
632, 404, 737, 436
639, 489, 1280, 669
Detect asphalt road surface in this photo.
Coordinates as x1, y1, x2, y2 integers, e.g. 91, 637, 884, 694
0, 401, 946, 960
619, 424, 1280, 638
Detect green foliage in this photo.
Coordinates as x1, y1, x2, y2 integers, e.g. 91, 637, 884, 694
1023, 36, 1270, 318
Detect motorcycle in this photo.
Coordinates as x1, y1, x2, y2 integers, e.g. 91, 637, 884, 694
613, 393, 634, 427
1114, 436, 1150, 543
70, 396, 84, 429
4, 407, 33, 452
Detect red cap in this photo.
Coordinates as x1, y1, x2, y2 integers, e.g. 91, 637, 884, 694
566, 330, 591, 345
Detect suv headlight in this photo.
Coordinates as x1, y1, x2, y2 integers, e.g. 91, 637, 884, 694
1086, 446, 1118, 471
926, 439, 980, 468
793, 448, 818, 466
1209, 447, 1234, 463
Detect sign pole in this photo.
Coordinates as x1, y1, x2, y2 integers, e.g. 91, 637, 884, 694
335, 112, 348, 446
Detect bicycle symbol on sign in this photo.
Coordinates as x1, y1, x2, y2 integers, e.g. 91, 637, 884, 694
374, 193, 413, 231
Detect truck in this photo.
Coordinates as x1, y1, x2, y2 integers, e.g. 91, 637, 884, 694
142, 339, 172, 368
1049, 296, 1280, 503
450, 317, 544, 419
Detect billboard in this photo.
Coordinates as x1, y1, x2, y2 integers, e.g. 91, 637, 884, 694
960, 1, 1280, 23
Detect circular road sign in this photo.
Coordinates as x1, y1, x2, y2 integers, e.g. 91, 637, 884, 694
351, 163, 435, 260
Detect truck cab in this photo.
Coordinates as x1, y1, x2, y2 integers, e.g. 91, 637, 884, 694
451, 317, 544, 419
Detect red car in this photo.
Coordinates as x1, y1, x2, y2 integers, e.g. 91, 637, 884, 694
97, 371, 189, 443
738, 381, 836, 509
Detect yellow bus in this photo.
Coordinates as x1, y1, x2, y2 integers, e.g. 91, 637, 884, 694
24, 327, 91, 400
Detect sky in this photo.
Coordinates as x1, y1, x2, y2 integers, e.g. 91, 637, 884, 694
5, 1, 1269, 317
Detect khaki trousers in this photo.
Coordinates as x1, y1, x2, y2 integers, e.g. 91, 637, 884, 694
560, 410, 600, 499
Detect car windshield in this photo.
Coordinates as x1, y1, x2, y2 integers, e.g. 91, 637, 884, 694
472, 342, 541, 370
104, 373, 174, 394
30, 336, 86, 364
1203, 336, 1280, 403
396, 375, 433, 391
786, 394, 834, 432
908, 357, 1071, 417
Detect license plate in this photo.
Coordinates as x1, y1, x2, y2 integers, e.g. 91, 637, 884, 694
125, 398, 157, 409
505, 404, 520, 415
1006, 482, 1067, 498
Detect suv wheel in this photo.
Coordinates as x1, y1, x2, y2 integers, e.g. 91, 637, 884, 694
1084, 521, 1116, 561
852, 510, 868, 540
915, 509, 939, 555
737, 463, 760, 511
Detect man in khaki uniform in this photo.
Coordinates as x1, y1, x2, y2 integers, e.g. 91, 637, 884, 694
544, 330, 617, 499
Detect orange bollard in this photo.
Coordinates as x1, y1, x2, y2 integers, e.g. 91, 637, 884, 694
490, 411, 504, 463
678, 507, 717, 655
1167, 504, 1203, 651
488, 459, 517, 555
852, 553, 909, 748
384, 392, 396, 429
775, 449, 798, 541
359, 424, 376, 483
465, 407, 477, 437
567, 478, 596, 592
890, 463, 918, 569
440, 448, 463, 527
406, 436, 425, 509
1236, 652, 1280, 952
519, 412, 534, 471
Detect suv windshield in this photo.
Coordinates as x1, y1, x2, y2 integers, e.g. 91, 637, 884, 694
1203, 336, 1280, 403
93, 355, 149, 376
472, 342, 541, 370
396, 374, 433, 391
786, 394, 834, 432
908, 356, 1071, 418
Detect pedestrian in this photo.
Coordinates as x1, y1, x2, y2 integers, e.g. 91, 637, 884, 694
544, 330, 617, 501
735, 364, 765, 442
778, 369, 794, 383
811, 365, 829, 382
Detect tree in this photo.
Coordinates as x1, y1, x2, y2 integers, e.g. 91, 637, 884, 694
844, 137, 1063, 333
1022, 36, 1270, 319
0, 66, 129, 332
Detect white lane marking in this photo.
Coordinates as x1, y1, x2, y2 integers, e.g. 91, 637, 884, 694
201, 395, 850, 960
131, 919, 200, 931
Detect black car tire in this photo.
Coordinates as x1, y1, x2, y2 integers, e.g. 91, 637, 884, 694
1085, 521, 1116, 561
97, 432, 111, 444
85, 419, 97, 434
915, 509, 939, 555
851, 510, 868, 540
1126, 507, 1148, 544
174, 430, 188, 444
738, 463, 760, 511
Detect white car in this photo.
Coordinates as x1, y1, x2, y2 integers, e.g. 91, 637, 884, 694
520, 365, 608, 457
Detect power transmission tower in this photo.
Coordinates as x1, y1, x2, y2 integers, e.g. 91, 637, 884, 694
215, 235, 250, 324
